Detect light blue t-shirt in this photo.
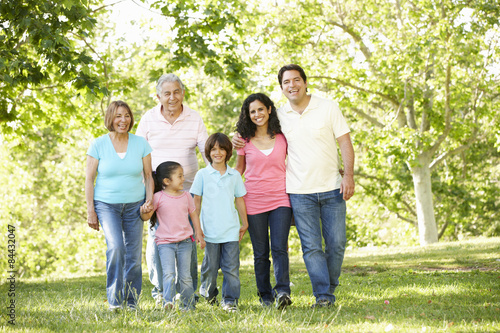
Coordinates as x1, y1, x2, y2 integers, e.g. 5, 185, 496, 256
87, 133, 152, 204
190, 164, 247, 243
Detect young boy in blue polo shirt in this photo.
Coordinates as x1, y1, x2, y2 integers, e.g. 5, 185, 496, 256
190, 132, 248, 312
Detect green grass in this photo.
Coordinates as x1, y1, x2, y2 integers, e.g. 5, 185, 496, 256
1, 237, 499, 332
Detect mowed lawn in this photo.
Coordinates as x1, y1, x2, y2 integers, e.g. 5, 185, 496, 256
1, 237, 499, 332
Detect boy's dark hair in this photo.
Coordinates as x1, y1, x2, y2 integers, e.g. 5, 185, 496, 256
236, 93, 281, 140
205, 133, 233, 164
150, 161, 182, 229
277, 64, 308, 89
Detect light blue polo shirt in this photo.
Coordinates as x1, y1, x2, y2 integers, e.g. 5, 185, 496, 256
190, 164, 246, 243
87, 133, 152, 204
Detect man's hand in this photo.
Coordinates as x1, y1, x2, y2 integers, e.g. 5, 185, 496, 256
340, 174, 355, 201
232, 132, 246, 150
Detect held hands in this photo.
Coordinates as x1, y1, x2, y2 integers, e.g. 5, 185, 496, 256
140, 200, 154, 215
87, 210, 99, 231
232, 133, 246, 150
195, 230, 206, 249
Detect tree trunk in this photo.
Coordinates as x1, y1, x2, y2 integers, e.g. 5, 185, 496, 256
411, 156, 439, 245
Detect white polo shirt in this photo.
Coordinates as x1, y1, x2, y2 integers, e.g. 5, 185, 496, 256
136, 103, 209, 191
277, 94, 350, 194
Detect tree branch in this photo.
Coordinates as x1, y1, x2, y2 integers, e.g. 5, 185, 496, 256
350, 107, 385, 128
428, 60, 452, 156
310, 75, 400, 108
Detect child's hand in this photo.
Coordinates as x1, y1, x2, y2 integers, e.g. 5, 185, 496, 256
238, 225, 248, 242
195, 230, 206, 249
140, 200, 154, 214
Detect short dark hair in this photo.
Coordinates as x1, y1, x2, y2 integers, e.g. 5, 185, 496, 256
104, 100, 134, 132
278, 64, 307, 88
205, 133, 233, 164
236, 93, 281, 140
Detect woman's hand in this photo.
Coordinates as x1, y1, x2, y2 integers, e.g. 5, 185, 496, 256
87, 210, 99, 231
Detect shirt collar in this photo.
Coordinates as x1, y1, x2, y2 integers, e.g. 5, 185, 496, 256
207, 164, 236, 176
153, 103, 192, 122
283, 94, 319, 114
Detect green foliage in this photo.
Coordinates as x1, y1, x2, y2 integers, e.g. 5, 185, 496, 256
0, 0, 107, 136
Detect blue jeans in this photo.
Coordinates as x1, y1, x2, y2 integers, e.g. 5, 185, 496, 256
158, 239, 195, 310
199, 241, 240, 305
146, 219, 198, 299
94, 200, 144, 307
247, 207, 292, 303
289, 189, 346, 303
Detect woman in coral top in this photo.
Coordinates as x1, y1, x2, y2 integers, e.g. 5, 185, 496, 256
235, 93, 292, 309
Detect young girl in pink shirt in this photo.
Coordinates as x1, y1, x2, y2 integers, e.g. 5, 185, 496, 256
140, 161, 205, 310
235, 93, 293, 309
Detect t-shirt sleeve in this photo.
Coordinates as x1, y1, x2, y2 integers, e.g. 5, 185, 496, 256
234, 174, 247, 198
86, 138, 100, 160
189, 171, 203, 196
153, 192, 161, 211
142, 138, 153, 158
236, 147, 245, 156
186, 193, 196, 214
330, 101, 350, 139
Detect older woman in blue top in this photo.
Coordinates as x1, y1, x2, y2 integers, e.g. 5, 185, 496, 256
85, 100, 153, 311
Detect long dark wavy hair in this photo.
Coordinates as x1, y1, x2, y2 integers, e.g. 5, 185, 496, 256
150, 161, 182, 229
236, 93, 281, 140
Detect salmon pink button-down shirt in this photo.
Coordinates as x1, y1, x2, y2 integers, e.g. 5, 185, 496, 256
136, 103, 209, 191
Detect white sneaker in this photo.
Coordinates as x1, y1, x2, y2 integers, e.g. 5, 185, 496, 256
222, 303, 237, 313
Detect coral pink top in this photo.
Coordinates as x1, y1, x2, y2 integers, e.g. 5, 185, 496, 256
237, 133, 290, 215
154, 191, 195, 245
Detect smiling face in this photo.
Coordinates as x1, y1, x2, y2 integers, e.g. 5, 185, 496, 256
164, 166, 185, 192
248, 99, 271, 128
112, 106, 131, 133
157, 81, 185, 114
210, 142, 228, 165
281, 69, 308, 105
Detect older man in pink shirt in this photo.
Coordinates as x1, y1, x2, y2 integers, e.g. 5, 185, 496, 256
136, 73, 209, 304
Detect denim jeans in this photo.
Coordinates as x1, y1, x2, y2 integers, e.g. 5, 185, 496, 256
158, 239, 195, 310
247, 206, 292, 303
146, 218, 198, 299
289, 189, 346, 303
94, 200, 144, 307
199, 241, 240, 305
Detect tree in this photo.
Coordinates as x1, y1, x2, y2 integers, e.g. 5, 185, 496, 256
254, 0, 500, 245
0, 0, 106, 139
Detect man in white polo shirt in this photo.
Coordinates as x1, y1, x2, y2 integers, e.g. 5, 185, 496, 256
233, 64, 355, 308
277, 64, 354, 308
136, 73, 209, 304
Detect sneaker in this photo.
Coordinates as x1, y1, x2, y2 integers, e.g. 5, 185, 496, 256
311, 299, 333, 309
164, 302, 174, 310
276, 293, 292, 309
222, 303, 237, 313
127, 304, 138, 311
207, 297, 219, 306
260, 299, 273, 307
154, 294, 163, 305
108, 304, 122, 311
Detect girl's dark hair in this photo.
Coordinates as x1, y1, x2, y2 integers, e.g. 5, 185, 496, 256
150, 161, 182, 229
205, 133, 233, 164
236, 93, 281, 140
